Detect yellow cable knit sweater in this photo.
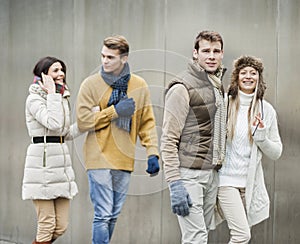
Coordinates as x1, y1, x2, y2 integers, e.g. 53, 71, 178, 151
76, 73, 159, 171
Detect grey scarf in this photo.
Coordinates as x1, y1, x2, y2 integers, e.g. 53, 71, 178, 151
208, 67, 227, 168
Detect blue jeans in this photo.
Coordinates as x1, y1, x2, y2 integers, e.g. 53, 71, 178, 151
88, 169, 131, 244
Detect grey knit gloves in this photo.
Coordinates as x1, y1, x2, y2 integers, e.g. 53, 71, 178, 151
169, 180, 193, 216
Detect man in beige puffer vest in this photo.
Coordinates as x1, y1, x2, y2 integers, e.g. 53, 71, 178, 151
161, 30, 227, 244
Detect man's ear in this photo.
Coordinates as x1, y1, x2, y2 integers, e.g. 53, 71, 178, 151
193, 49, 198, 59
121, 55, 128, 64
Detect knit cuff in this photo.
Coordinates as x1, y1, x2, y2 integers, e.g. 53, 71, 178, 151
106, 105, 118, 120
252, 126, 266, 142
47, 93, 62, 101
146, 146, 159, 159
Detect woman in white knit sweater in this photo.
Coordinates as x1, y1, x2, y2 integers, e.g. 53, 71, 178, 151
217, 56, 282, 243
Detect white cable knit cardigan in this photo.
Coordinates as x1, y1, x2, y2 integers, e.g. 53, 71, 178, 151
213, 98, 282, 228
246, 99, 282, 226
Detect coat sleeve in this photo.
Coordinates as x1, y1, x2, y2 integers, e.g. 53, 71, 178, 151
64, 122, 83, 140
160, 84, 190, 183
252, 102, 283, 160
27, 93, 64, 131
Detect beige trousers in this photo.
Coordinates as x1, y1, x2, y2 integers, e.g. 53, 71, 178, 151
177, 168, 219, 244
218, 186, 251, 244
33, 198, 70, 242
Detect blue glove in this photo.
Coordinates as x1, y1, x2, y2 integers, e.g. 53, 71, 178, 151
115, 98, 135, 117
146, 155, 160, 175
169, 180, 193, 216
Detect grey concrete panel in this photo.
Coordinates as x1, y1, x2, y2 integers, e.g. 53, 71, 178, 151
274, 1, 300, 242
274, 191, 300, 244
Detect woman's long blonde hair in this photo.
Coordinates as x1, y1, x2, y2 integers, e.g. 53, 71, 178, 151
227, 56, 266, 143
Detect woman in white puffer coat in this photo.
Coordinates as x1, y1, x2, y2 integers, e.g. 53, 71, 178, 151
22, 56, 81, 244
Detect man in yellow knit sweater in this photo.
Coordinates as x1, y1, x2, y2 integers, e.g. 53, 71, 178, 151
76, 35, 160, 244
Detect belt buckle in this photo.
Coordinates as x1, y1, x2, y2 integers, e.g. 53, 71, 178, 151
60, 136, 63, 144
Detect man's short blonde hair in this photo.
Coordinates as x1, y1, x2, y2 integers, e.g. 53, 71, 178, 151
103, 35, 129, 56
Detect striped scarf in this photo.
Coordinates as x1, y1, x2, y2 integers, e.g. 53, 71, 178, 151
208, 68, 227, 168
101, 63, 132, 132
33, 76, 66, 95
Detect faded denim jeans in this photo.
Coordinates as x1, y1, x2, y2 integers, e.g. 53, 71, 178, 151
88, 169, 131, 244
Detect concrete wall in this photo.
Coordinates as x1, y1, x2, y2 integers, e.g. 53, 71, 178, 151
0, 0, 299, 243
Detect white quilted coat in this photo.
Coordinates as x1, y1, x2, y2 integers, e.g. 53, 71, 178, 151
22, 84, 80, 200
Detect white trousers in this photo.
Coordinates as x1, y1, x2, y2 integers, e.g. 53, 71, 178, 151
218, 186, 251, 244
177, 168, 219, 244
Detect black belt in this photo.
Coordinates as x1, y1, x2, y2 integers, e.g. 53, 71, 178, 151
33, 136, 65, 144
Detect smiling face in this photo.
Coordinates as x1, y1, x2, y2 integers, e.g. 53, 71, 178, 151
238, 66, 259, 94
193, 39, 224, 73
47, 62, 65, 85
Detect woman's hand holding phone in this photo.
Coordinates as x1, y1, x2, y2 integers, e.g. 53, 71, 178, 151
39, 73, 55, 94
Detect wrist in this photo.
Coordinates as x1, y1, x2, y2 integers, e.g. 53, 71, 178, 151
47, 89, 55, 94
169, 179, 182, 188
